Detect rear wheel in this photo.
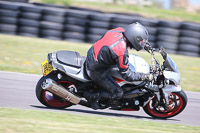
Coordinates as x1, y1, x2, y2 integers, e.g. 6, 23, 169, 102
143, 90, 187, 118
35, 73, 74, 109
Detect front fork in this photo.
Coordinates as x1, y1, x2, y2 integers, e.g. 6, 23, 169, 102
156, 72, 169, 110
154, 85, 182, 110
156, 88, 169, 110
143, 70, 182, 109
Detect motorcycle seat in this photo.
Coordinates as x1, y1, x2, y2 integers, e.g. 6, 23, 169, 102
56, 51, 82, 68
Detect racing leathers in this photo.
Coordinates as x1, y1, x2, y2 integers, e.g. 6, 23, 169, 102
85, 27, 147, 100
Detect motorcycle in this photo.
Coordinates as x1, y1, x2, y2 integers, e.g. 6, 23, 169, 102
35, 45, 187, 119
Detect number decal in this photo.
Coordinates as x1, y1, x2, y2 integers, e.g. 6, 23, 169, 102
42, 59, 54, 76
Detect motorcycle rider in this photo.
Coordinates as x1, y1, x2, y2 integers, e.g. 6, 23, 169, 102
85, 22, 158, 109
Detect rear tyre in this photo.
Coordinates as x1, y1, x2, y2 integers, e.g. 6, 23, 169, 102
143, 90, 187, 119
35, 73, 73, 109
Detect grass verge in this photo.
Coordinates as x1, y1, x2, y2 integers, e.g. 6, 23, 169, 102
0, 34, 200, 92
0, 107, 200, 133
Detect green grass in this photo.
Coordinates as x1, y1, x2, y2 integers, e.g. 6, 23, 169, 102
38, 0, 200, 23
0, 107, 200, 133
0, 34, 200, 92
0, 34, 90, 74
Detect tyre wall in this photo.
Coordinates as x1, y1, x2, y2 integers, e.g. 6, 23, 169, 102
0, 1, 200, 57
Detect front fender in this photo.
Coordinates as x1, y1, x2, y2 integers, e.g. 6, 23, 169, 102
153, 85, 182, 106
143, 85, 182, 107
162, 85, 182, 94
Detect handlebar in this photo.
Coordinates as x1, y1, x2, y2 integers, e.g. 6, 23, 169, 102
144, 43, 167, 75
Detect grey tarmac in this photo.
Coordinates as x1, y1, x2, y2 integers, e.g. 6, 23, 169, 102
0, 71, 200, 126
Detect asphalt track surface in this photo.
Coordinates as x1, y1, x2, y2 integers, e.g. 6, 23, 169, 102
0, 71, 200, 127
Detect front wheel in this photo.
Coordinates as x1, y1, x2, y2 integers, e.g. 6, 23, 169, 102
143, 90, 187, 119
35, 73, 74, 109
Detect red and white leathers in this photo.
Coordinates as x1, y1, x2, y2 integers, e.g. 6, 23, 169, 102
85, 27, 146, 100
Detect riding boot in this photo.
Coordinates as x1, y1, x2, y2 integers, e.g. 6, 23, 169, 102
98, 91, 120, 107
83, 91, 99, 110
90, 98, 99, 110
98, 91, 113, 99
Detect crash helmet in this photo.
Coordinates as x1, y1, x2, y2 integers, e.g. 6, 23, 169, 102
124, 22, 149, 51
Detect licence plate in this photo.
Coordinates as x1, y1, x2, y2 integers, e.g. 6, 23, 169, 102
41, 59, 54, 76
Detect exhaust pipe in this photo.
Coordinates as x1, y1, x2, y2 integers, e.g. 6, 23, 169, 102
42, 78, 81, 104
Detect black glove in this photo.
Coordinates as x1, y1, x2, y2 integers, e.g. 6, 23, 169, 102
145, 82, 159, 92
142, 73, 154, 81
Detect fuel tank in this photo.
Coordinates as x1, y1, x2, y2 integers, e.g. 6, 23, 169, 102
110, 54, 150, 87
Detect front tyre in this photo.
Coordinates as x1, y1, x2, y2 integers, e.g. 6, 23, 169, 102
143, 90, 187, 119
36, 73, 73, 109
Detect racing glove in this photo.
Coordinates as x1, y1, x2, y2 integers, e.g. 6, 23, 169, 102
142, 73, 154, 81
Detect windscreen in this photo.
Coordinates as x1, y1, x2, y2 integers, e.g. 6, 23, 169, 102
163, 55, 179, 73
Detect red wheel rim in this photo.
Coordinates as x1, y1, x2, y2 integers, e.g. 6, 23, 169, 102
42, 81, 75, 107
146, 93, 183, 118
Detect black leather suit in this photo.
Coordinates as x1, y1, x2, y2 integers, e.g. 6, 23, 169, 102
85, 27, 146, 100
